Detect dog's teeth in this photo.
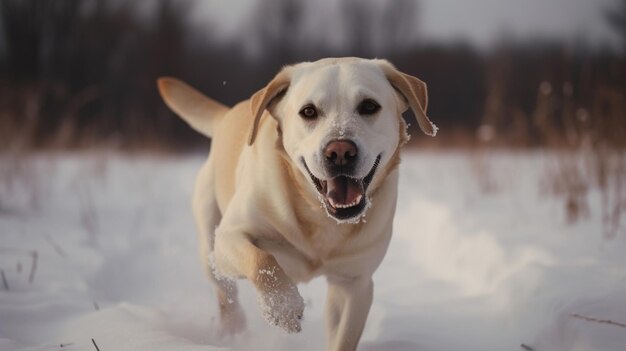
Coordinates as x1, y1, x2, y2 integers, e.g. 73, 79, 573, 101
329, 198, 337, 208
335, 198, 361, 208
328, 195, 364, 209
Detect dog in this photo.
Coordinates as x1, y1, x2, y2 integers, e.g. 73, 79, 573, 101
157, 57, 436, 351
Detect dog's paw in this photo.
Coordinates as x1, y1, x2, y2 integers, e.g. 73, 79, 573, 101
256, 269, 304, 333
258, 283, 304, 333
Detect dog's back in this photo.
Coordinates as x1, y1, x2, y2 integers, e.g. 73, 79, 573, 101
211, 101, 255, 212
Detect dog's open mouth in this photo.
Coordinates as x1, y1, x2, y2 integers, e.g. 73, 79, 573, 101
302, 155, 381, 221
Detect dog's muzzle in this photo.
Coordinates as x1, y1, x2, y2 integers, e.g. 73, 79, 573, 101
302, 154, 381, 222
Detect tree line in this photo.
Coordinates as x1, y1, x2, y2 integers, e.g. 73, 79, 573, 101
0, 0, 624, 150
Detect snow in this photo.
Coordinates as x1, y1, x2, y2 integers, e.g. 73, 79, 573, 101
256, 267, 304, 334
1, 151, 624, 351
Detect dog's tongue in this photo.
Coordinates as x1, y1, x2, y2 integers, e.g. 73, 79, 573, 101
326, 176, 364, 208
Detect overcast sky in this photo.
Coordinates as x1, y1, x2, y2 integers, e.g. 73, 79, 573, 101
191, 0, 622, 50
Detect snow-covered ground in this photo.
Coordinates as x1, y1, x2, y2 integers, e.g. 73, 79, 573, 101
1, 151, 625, 351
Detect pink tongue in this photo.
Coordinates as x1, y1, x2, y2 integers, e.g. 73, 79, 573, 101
326, 176, 364, 208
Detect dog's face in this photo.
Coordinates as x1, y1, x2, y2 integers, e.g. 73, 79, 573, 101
279, 60, 402, 223
250, 58, 436, 223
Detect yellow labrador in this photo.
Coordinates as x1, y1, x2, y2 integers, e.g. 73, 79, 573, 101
157, 57, 436, 351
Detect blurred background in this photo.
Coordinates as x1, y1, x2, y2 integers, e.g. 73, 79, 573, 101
0, 0, 624, 151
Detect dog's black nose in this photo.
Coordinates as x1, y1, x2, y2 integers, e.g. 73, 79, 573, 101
324, 140, 358, 167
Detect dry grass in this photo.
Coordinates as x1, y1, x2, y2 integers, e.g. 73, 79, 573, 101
571, 313, 626, 329
525, 80, 623, 236
0, 149, 44, 215
541, 153, 590, 224
469, 151, 499, 194
75, 180, 100, 244
477, 69, 625, 237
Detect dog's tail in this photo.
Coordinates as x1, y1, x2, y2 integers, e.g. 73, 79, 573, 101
157, 77, 229, 138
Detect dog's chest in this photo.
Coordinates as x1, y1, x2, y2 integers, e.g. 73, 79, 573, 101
261, 222, 358, 282
306, 224, 355, 257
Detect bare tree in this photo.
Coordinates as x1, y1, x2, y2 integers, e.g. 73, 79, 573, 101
340, 0, 420, 56
605, 0, 626, 52
248, 0, 305, 62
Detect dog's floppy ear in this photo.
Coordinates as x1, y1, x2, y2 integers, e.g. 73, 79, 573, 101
378, 61, 438, 137
248, 67, 292, 145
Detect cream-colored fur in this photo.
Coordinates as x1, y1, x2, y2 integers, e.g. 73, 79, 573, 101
157, 57, 436, 351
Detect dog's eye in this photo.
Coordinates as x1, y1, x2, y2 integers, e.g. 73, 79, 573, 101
299, 105, 318, 119
357, 99, 381, 115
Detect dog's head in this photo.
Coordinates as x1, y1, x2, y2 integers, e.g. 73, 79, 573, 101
250, 58, 437, 223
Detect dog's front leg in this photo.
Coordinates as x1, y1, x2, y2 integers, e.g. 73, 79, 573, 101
325, 276, 374, 351
214, 227, 304, 333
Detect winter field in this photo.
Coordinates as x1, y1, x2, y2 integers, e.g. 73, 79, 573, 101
0, 150, 625, 351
